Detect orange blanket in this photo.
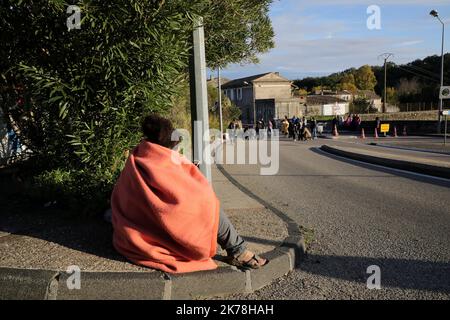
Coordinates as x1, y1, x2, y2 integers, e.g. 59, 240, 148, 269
111, 141, 220, 274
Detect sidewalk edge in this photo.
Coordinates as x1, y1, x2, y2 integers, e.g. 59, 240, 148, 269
0, 166, 306, 300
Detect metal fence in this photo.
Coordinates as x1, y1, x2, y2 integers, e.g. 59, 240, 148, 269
0, 116, 28, 167
397, 101, 450, 112
0, 130, 23, 167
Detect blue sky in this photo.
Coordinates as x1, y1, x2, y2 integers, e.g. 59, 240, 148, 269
213, 0, 450, 81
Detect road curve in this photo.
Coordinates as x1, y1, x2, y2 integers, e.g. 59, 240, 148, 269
221, 138, 450, 300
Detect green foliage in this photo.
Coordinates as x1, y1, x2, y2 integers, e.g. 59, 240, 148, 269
354, 65, 377, 91
167, 79, 241, 134
294, 54, 450, 103
2, 0, 197, 174
202, 0, 275, 68
295, 89, 308, 96
293, 68, 357, 93
29, 168, 116, 215
350, 97, 377, 114
207, 82, 241, 130
339, 73, 357, 93
386, 87, 399, 105
0, 0, 274, 215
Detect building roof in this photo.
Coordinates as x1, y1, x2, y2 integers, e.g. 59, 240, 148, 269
306, 95, 347, 105
358, 90, 381, 100
221, 72, 291, 89
315, 90, 353, 96
207, 77, 230, 88
336, 90, 353, 95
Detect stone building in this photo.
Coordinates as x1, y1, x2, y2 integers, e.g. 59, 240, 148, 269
305, 95, 350, 116
221, 72, 304, 125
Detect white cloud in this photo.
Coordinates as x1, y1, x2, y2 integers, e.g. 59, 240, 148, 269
220, 0, 448, 80
395, 40, 425, 47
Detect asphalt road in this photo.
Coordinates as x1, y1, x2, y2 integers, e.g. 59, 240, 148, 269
222, 137, 450, 300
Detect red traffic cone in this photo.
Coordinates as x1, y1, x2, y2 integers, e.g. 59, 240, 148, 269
375, 128, 379, 139
360, 128, 366, 139
403, 126, 407, 136
333, 125, 339, 137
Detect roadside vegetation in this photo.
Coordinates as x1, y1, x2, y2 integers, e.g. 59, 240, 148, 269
294, 54, 450, 111
0, 0, 274, 215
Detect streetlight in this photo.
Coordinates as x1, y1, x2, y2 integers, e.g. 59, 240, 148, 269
430, 9, 445, 133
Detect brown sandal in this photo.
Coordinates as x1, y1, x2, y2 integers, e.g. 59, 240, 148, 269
227, 251, 269, 270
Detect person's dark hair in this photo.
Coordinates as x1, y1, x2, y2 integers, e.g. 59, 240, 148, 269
142, 114, 178, 149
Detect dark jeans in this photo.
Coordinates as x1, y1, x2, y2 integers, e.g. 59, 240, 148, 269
217, 208, 247, 257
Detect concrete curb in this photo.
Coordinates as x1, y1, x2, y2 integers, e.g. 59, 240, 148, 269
319, 135, 358, 140
0, 240, 306, 300
0, 167, 307, 300
369, 143, 450, 156
320, 145, 450, 180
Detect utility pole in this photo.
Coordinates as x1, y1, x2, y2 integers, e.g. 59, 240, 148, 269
189, 17, 211, 182
379, 53, 394, 114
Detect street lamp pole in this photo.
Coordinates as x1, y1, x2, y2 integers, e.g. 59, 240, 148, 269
430, 10, 445, 133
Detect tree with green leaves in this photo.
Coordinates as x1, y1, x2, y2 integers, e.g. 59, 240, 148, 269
0, 0, 274, 214
355, 65, 377, 91
350, 97, 377, 114
386, 87, 399, 105
339, 73, 357, 93
203, 0, 274, 68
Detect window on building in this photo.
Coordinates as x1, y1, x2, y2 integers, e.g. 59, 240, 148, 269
237, 88, 243, 101
230, 89, 235, 101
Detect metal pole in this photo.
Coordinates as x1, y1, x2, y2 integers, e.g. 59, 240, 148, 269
218, 68, 224, 142
253, 83, 257, 129
378, 53, 393, 114
438, 18, 445, 133
189, 17, 212, 182
445, 115, 448, 146
384, 58, 387, 113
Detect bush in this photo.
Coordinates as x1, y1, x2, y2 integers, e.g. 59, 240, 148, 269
0, 0, 274, 215
1, 1, 197, 215
350, 98, 378, 114
29, 169, 115, 216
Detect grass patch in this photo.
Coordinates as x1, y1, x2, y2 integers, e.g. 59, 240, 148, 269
299, 226, 315, 248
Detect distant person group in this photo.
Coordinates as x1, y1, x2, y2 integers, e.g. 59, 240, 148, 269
227, 118, 277, 140
281, 116, 318, 141
340, 114, 362, 131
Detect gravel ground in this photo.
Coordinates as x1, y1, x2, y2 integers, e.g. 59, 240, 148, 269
0, 203, 287, 272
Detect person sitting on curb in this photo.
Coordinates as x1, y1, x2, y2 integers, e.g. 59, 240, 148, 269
110, 114, 268, 274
